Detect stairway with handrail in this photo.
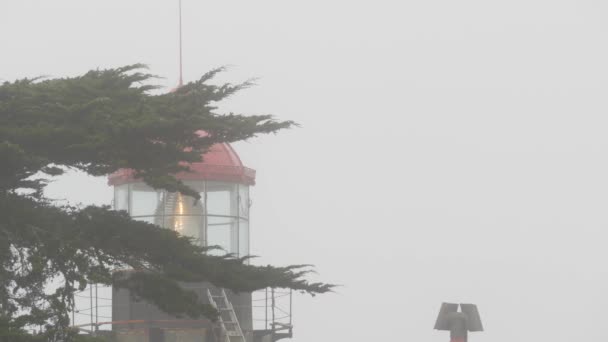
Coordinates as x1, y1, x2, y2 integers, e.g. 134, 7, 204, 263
207, 288, 247, 342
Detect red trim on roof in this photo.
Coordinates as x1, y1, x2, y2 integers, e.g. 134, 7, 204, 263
108, 143, 256, 186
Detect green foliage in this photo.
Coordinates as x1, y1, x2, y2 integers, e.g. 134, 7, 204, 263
0, 66, 332, 340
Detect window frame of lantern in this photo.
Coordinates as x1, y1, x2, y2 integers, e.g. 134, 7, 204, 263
115, 180, 250, 257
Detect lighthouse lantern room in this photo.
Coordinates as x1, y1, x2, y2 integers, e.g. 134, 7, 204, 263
109, 142, 254, 258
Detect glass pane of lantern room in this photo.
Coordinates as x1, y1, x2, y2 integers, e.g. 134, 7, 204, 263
173, 214, 204, 244
114, 184, 129, 212
130, 183, 161, 217
207, 216, 237, 255
206, 181, 237, 216
182, 180, 205, 196
239, 219, 249, 258
160, 191, 205, 245
238, 185, 249, 219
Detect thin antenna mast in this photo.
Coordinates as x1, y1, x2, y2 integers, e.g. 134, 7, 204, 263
178, 0, 184, 87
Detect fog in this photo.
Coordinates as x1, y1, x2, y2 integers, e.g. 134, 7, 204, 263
3, 0, 608, 341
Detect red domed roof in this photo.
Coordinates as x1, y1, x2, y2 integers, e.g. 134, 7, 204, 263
108, 142, 256, 186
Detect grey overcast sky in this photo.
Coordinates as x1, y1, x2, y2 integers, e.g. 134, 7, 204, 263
3, 0, 608, 341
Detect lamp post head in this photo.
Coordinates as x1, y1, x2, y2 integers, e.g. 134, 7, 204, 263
434, 302, 483, 342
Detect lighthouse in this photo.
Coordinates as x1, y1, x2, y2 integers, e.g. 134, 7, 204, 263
106, 141, 291, 342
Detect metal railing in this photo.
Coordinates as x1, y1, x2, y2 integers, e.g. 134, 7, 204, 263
71, 285, 293, 337
251, 288, 292, 333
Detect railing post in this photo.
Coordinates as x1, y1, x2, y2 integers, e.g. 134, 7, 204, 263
95, 284, 98, 330
89, 285, 94, 335
271, 288, 275, 331
71, 291, 75, 327
265, 288, 268, 330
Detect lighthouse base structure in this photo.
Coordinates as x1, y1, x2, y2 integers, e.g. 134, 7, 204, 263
112, 281, 252, 342
110, 281, 292, 342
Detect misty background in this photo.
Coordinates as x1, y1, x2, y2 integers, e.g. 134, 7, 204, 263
2, 1, 608, 341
